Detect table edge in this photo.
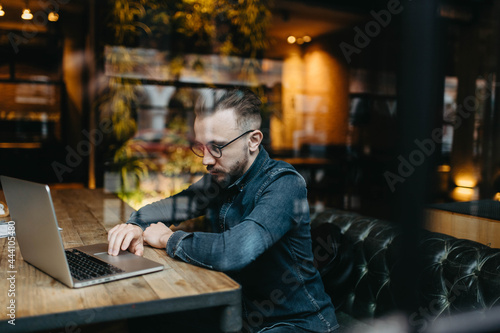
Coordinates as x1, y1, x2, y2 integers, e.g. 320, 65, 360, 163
1, 287, 242, 332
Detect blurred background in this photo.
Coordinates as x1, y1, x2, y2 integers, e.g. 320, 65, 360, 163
2, 1, 500, 332
0, 0, 499, 218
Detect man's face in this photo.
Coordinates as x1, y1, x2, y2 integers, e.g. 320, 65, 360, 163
193, 109, 251, 186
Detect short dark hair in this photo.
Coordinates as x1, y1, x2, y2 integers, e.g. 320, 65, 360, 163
195, 89, 262, 130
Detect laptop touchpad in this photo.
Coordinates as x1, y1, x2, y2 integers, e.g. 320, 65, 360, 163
93, 251, 158, 271
94, 251, 134, 260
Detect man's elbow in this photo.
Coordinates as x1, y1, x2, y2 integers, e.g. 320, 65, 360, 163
214, 248, 260, 272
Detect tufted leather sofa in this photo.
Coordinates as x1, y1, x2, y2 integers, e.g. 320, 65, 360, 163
310, 208, 500, 332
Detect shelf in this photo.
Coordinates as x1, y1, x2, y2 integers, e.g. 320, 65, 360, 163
0, 142, 42, 149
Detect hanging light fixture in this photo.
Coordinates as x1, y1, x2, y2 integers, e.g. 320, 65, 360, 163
21, 0, 33, 20
21, 8, 33, 20
48, 10, 59, 22
0, 5, 5, 17
286, 35, 312, 45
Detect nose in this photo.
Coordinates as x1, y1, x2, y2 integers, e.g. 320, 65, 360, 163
202, 149, 216, 166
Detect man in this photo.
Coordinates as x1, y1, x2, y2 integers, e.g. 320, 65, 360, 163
108, 89, 339, 333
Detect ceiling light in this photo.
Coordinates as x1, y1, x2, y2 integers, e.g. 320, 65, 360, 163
21, 0, 32, 20
21, 8, 33, 20
0, 5, 5, 17
287, 35, 312, 45
48, 11, 59, 22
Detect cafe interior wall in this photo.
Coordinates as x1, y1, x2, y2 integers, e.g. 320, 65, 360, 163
270, 35, 350, 153
0, 0, 89, 184
437, 0, 500, 203
268, 0, 500, 217
270, 23, 401, 216
280, 0, 500, 219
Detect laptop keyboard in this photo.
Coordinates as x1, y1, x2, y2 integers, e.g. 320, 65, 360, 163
65, 249, 124, 281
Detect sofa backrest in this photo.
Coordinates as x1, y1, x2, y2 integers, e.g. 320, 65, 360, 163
310, 208, 500, 330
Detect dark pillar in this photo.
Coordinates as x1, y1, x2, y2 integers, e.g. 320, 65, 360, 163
395, 0, 442, 321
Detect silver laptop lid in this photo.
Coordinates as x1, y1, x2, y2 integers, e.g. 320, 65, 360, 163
1, 175, 74, 287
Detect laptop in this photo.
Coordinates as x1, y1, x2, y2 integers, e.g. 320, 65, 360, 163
0, 175, 164, 288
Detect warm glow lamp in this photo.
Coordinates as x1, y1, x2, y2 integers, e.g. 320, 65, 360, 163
437, 164, 451, 172
454, 174, 477, 188
21, 8, 33, 20
287, 35, 312, 45
21, 0, 32, 20
451, 186, 476, 202
48, 11, 59, 22
451, 174, 479, 201
0, 5, 5, 17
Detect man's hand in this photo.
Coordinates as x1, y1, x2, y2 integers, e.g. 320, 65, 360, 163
108, 224, 144, 256
144, 222, 173, 249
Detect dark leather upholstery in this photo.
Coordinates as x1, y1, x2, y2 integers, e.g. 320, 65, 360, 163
310, 208, 500, 328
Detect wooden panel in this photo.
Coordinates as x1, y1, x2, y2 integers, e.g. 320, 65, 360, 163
424, 208, 500, 248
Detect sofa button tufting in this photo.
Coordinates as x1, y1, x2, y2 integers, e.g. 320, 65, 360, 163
369, 302, 376, 312
317, 209, 500, 330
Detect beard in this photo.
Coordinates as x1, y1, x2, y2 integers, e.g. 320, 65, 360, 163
207, 155, 249, 188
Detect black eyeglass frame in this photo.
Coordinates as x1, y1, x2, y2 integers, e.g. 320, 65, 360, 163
190, 130, 256, 158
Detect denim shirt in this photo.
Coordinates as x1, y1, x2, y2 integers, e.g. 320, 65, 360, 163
127, 148, 338, 332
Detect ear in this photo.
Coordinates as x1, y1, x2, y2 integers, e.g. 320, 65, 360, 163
248, 130, 263, 153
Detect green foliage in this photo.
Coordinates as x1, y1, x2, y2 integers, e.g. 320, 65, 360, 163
98, 78, 139, 144
107, 0, 272, 56
111, 140, 156, 193
101, 0, 272, 203
219, 0, 272, 57
160, 117, 206, 176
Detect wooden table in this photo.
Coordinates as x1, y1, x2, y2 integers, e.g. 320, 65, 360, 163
0, 188, 241, 332
425, 200, 500, 248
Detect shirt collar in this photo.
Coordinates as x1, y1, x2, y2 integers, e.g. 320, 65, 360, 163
229, 147, 269, 192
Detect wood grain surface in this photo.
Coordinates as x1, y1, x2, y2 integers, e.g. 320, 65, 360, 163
425, 208, 500, 248
0, 188, 241, 332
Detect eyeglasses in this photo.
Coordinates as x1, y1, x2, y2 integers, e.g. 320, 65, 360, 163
191, 130, 255, 158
